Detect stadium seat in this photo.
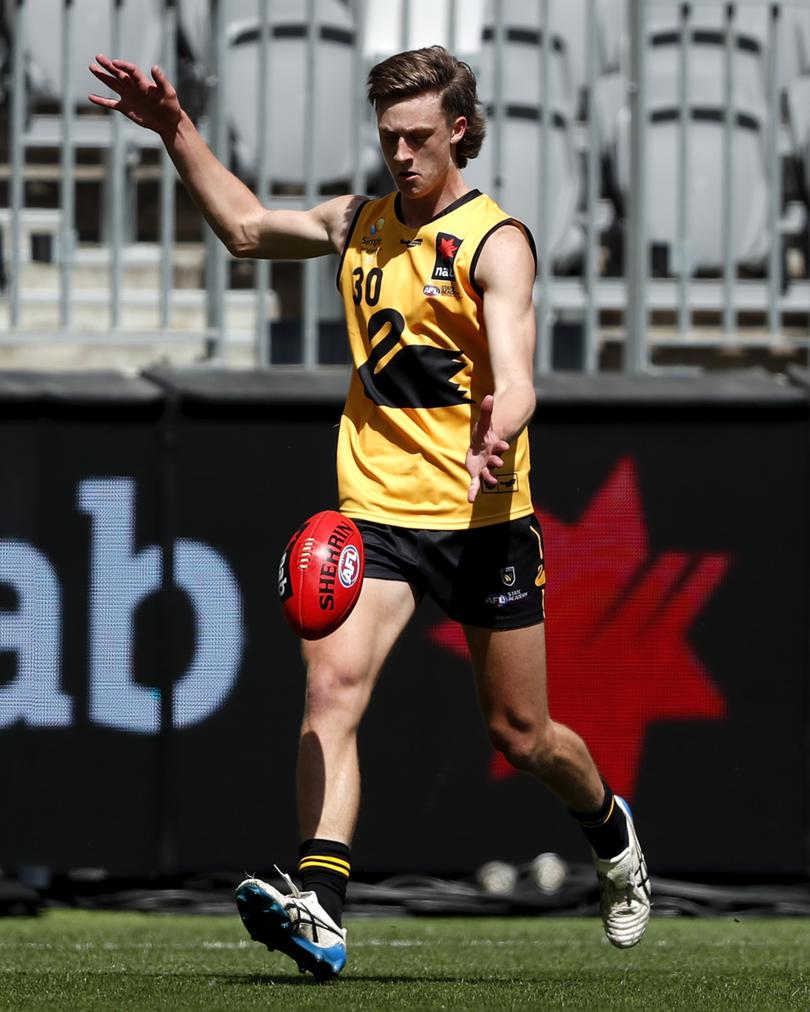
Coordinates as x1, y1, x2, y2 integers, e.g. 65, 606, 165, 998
5, 0, 163, 107
596, 2, 809, 144
643, 3, 806, 119
596, 0, 626, 67
545, 0, 621, 113
178, 0, 304, 64
477, 0, 579, 118
795, 7, 810, 74
463, 110, 581, 267
214, 0, 356, 188
615, 106, 770, 271
466, 1, 585, 265
362, 0, 487, 60
787, 74, 810, 198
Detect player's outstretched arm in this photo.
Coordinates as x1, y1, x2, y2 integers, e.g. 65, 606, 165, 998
465, 225, 537, 503
88, 55, 363, 260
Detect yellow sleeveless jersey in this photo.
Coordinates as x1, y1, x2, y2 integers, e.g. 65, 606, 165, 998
336, 188, 537, 530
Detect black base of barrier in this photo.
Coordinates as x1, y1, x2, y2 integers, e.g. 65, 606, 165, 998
0, 368, 808, 879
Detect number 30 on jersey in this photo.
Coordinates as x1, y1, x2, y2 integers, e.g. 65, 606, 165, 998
352, 267, 383, 307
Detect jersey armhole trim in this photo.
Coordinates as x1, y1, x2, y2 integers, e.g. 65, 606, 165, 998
469, 219, 538, 298
335, 199, 370, 293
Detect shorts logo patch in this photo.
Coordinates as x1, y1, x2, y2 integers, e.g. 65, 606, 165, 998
501, 566, 516, 587
485, 588, 529, 607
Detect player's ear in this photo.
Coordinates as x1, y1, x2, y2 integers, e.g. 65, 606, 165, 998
450, 116, 467, 146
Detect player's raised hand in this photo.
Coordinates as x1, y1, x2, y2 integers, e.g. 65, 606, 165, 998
465, 393, 510, 503
88, 55, 182, 136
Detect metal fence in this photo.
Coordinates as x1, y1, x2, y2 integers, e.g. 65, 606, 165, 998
2, 0, 810, 371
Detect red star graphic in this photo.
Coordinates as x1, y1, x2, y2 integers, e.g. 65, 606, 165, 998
438, 236, 459, 260
429, 457, 730, 800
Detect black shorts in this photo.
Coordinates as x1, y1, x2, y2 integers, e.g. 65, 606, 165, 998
355, 515, 546, 630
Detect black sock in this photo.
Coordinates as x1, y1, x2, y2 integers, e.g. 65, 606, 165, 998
569, 781, 629, 859
297, 838, 351, 927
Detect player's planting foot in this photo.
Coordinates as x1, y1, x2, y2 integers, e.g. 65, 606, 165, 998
235, 871, 347, 980
593, 796, 651, 948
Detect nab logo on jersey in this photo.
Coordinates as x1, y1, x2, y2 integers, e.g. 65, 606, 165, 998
432, 233, 462, 281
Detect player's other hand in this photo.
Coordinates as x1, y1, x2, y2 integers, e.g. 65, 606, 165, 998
88, 55, 182, 137
465, 393, 510, 503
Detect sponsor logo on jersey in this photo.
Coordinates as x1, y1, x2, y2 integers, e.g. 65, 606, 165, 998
422, 283, 460, 298
481, 473, 518, 494
400, 238, 423, 247
361, 217, 385, 251
501, 566, 516, 587
431, 232, 462, 281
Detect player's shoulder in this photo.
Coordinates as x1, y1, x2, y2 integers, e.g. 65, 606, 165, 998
474, 221, 537, 292
464, 189, 536, 257
315, 193, 372, 248
326, 192, 396, 250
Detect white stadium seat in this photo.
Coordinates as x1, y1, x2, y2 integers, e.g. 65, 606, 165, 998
227, 3, 355, 187
643, 3, 804, 117
178, 0, 288, 63
362, 0, 487, 60
616, 106, 770, 271
787, 74, 810, 197
177, 0, 356, 188
7, 0, 163, 106
477, 0, 579, 118
467, 1, 588, 265
794, 7, 810, 74
463, 110, 581, 265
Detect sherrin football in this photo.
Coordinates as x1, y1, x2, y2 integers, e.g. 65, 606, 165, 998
278, 510, 364, 639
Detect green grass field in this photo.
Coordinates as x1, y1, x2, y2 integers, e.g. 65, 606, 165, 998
2, 910, 809, 1011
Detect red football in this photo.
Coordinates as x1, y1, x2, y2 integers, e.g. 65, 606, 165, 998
278, 510, 364, 640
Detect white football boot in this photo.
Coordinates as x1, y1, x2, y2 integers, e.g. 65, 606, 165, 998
593, 796, 652, 948
235, 870, 347, 980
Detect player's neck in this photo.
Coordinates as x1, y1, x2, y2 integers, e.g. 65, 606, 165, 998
397, 169, 469, 229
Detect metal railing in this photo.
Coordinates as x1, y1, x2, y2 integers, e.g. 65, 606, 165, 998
2, 0, 809, 371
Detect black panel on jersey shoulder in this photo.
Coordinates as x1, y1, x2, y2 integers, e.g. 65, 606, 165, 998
335, 198, 370, 293
393, 189, 482, 228
469, 220, 538, 298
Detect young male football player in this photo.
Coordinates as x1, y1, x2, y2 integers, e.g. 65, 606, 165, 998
90, 44, 650, 980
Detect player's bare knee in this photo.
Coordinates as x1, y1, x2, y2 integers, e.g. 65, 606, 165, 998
487, 712, 543, 771
304, 659, 369, 721
531, 724, 566, 777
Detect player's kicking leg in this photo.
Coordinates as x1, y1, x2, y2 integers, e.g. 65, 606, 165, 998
236, 577, 418, 978
465, 621, 651, 947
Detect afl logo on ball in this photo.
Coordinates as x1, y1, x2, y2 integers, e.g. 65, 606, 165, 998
338, 544, 361, 589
